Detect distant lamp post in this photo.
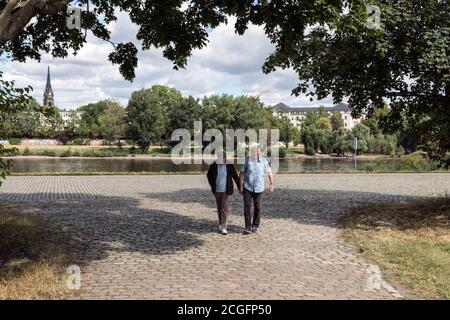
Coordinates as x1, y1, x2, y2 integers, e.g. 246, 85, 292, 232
353, 137, 358, 171
353, 137, 358, 156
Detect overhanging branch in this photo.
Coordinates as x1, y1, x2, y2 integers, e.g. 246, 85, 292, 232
0, 0, 69, 46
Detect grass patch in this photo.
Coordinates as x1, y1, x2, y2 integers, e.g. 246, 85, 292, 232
0, 210, 72, 299
287, 146, 305, 155
340, 198, 450, 299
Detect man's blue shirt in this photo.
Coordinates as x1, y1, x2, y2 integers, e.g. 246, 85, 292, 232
240, 156, 271, 193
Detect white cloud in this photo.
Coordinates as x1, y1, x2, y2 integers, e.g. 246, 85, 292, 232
2, 14, 336, 109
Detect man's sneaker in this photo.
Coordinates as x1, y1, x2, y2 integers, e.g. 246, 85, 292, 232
220, 228, 228, 235
242, 228, 252, 235
251, 226, 258, 233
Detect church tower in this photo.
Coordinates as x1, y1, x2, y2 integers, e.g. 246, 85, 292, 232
43, 66, 54, 106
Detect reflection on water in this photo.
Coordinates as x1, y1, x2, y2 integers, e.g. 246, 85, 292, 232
8, 158, 402, 174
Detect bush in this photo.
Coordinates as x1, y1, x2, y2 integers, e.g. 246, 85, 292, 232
81, 150, 116, 157
1, 147, 20, 156
115, 151, 129, 157
59, 148, 72, 157
278, 147, 287, 159
158, 147, 171, 154
22, 147, 31, 156
81, 150, 96, 157
9, 138, 21, 145
100, 151, 113, 157
374, 153, 437, 172
305, 145, 316, 156
57, 133, 70, 145
39, 150, 56, 157
401, 154, 436, 171
396, 145, 405, 156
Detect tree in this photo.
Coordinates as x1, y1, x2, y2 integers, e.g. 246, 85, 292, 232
78, 100, 110, 139
371, 133, 397, 155
60, 110, 83, 143
330, 112, 344, 131
301, 126, 331, 156
277, 116, 293, 149
0, 71, 33, 185
316, 117, 333, 132
165, 95, 201, 146
398, 128, 418, 154
331, 128, 352, 156
363, 104, 389, 136
0, 98, 60, 138
98, 102, 126, 147
0, 0, 231, 80
301, 112, 319, 129
351, 123, 372, 155
201, 94, 236, 135
248, 0, 450, 165
292, 127, 301, 146
126, 85, 182, 152
40, 105, 64, 138
317, 105, 328, 118
232, 96, 267, 131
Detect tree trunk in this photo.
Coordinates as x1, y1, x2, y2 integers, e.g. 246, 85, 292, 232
0, 0, 68, 46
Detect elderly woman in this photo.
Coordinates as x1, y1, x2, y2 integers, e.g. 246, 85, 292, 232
207, 150, 240, 235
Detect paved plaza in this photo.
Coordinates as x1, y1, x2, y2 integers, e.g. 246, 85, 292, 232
1, 174, 449, 299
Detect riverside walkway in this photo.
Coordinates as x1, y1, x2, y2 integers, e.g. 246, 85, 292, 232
1, 174, 448, 299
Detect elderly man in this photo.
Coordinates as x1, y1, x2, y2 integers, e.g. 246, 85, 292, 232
239, 144, 274, 234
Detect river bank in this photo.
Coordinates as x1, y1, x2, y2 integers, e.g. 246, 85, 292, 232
2, 144, 393, 160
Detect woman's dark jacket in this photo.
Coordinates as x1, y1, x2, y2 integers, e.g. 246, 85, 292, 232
207, 163, 240, 195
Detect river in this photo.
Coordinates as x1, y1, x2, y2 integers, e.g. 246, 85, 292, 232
7, 157, 403, 174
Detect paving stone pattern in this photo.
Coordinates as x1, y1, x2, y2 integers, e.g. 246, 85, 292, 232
1, 174, 449, 299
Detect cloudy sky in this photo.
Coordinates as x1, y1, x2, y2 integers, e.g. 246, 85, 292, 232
2, 13, 335, 110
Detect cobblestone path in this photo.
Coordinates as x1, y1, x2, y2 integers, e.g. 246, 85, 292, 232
1, 174, 448, 299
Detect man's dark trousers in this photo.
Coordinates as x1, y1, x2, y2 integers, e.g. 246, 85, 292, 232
243, 188, 263, 229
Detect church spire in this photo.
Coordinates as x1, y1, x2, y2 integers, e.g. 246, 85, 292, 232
43, 66, 54, 107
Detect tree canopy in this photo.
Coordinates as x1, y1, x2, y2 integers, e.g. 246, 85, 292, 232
0, 71, 34, 185
126, 85, 183, 151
